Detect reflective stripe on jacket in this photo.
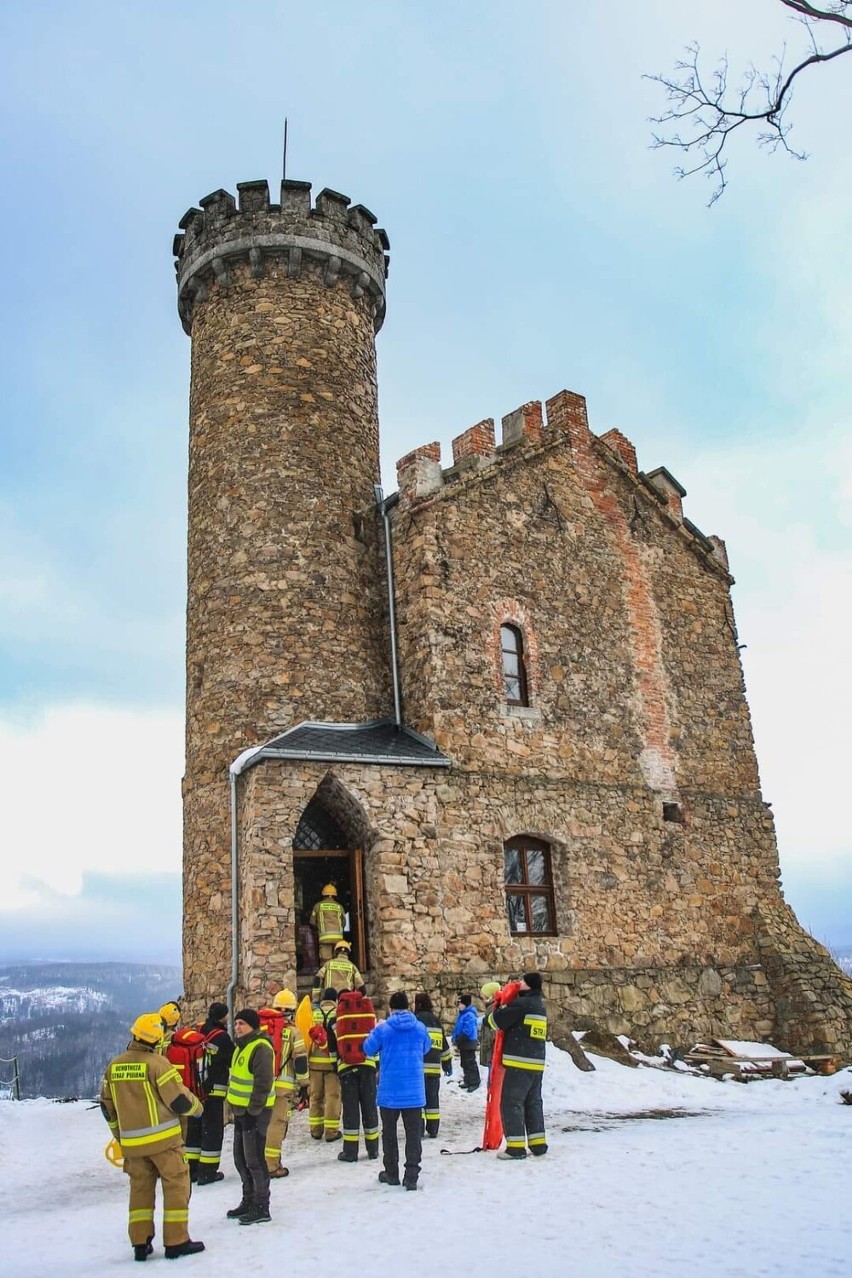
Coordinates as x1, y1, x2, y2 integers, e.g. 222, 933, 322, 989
415, 1010, 452, 1076
312, 957, 364, 1002
307, 1002, 338, 1072
310, 898, 346, 945
99, 1042, 202, 1157
274, 1023, 308, 1095
226, 1034, 275, 1110
489, 989, 547, 1072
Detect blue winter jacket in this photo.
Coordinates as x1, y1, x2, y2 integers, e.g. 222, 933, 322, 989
362, 1011, 432, 1108
452, 1003, 478, 1046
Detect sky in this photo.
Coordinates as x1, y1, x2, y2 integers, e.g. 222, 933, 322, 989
0, 0, 849, 962
2, 1046, 850, 1274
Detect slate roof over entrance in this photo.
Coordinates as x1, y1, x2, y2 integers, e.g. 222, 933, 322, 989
238, 719, 451, 770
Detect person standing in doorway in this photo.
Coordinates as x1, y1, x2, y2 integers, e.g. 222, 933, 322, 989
363, 991, 432, 1191
312, 940, 365, 1004
310, 883, 346, 963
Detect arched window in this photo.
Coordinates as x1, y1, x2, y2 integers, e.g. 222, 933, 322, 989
500, 623, 529, 706
503, 836, 556, 936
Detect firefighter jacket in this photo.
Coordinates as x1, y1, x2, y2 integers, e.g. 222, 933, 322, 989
415, 1009, 452, 1076
312, 956, 365, 1003
199, 1017, 234, 1099
99, 1040, 202, 1158
310, 897, 346, 946
489, 989, 547, 1072
307, 1001, 338, 1072
275, 1021, 309, 1096
226, 1030, 275, 1114
335, 990, 377, 1072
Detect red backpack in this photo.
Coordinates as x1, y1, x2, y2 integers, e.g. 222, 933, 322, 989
335, 991, 376, 1067
258, 1007, 286, 1075
166, 1027, 211, 1100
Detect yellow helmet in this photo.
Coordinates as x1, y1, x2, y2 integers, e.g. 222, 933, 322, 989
158, 1000, 181, 1029
321, 884, 337, 897
333, 939, 351, 952
480, 981, 501, 999
130, 1013, 166, 1046
272, 988, 297, 1011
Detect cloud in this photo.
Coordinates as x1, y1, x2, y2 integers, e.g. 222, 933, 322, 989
0, 703, 184, 900
0, 870, 181, 964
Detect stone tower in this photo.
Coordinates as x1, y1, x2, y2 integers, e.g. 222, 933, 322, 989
174, 179, 392, 1002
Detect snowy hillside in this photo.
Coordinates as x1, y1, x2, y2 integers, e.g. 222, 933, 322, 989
0, 962, 181, 1099
1, 1043, 849, 1277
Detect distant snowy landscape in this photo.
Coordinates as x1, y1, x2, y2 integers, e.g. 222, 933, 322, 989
2, 1041, 850, 1276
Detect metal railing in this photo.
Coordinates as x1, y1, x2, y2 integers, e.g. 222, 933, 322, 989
0, 1055, 21, 1100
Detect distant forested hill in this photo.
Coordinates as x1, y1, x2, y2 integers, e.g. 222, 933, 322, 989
0, 962, 182, 1099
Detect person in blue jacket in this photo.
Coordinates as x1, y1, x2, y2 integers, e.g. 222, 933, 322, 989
452, 994, 481, 1091
362, 990, 432, 1190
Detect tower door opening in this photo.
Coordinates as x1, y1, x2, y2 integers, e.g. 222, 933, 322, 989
294, 849, 367, 976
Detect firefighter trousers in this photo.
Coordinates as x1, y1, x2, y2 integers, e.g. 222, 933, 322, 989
124, 1146, 191, 1247
339, 1066, 379, 1159
308, 1068, 340, 1139
265, 1091, 293, 1171
423, 1072, 443, 1136
500, 1068, 547, 1156
185, 1096, 225, 1179
233, 1111, 272, 1210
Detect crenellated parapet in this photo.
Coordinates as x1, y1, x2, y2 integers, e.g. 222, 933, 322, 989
173, 179, 390, 335
395, 388, 730, 576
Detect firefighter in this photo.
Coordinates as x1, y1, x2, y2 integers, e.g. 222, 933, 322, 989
188, 1001, 234, 1185
264, 988, 309, 1178
99, 1012, 205, 1262
307, 987, 341, 1142
413, 991, 453, 1137
310, 883, 347, 963
490, 972, 548, 1160
312, 939, 365, 1004
225, 1008, 276, 1225
158, 1000, 182, 1045
335, 988, 379, 1162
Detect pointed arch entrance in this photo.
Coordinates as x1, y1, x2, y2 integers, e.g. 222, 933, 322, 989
293, 775, 370, 977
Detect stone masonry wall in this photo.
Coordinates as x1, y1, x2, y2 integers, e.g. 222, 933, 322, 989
176, 181, 392, 1002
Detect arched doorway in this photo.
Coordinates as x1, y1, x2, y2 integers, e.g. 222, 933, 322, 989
293, 777, 370, 979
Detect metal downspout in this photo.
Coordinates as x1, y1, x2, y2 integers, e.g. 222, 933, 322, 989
226, 770, 240, 1025
375, 486, 402, 727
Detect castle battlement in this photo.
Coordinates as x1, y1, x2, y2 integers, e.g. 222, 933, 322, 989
395, 388, 730, 575
173, 178, 390, 335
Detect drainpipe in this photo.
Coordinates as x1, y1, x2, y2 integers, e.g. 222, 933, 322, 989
225, 744, 265, 1026
374, 485, 402, 727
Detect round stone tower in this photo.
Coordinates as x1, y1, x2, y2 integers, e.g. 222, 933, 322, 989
173, 179, 391, 1001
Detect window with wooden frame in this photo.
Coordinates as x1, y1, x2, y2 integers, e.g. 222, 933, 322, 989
503, 836, 556, 936
500, 623, 529, 706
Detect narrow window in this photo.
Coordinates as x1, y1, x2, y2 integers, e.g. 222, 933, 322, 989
503, 836, 556, 935
500, 624, 529, 706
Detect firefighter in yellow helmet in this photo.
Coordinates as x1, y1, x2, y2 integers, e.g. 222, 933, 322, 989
158, 1000, 182, 1046
312, 939, 365, 1005
309, 883, 347, 963
263, 988, 309, 1178
99, 1013, 205, 1261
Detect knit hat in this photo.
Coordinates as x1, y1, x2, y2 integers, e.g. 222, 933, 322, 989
208, 1001, 229, 1021
389, 991, 409, 1010
522, 972, 543, 991
234, 1007, 260, 1030
480, 981, 501, 999
458, 993, 472, 1006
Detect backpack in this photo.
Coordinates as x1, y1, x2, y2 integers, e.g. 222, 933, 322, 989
166, 1026, 211, 1099
335, 991, 376, 1067
258, 1007, 286, 1075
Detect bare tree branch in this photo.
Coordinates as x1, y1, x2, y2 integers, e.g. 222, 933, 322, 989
648, 1, 852, 203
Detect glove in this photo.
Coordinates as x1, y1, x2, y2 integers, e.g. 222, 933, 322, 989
442, 1064, 452, 1077
241, 1112, 257, 1131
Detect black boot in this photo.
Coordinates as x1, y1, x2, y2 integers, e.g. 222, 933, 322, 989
164, 1240, 205, 1259
226, 1198, 252, 1219
196, 1170, 224, 1185
238, 1203, 271, 1225
337, 1150, 358, 1162
378, 1170, 400, 1185
133, 1241, 153, 1262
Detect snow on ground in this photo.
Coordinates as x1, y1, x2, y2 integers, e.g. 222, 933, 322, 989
2, 1046, 850, 1277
